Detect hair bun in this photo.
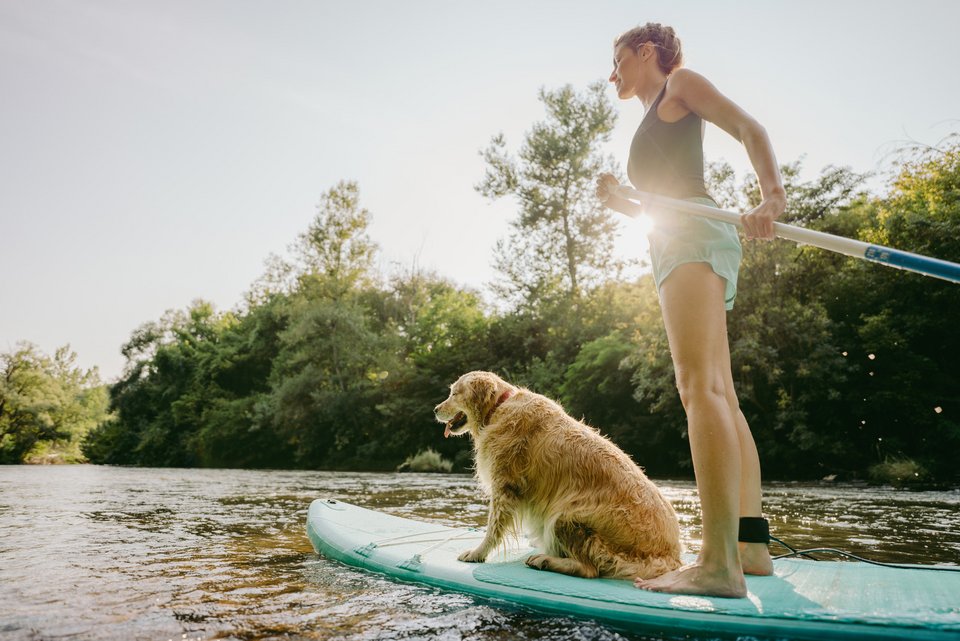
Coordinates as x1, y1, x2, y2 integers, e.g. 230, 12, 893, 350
614, 22, 684, 74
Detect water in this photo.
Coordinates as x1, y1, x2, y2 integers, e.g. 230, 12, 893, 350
1, 466, 958, 641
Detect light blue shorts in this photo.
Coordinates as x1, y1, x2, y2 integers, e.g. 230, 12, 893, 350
647, 196, 742, 311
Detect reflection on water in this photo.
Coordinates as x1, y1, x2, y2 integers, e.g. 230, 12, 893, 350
0, 466, 957, 640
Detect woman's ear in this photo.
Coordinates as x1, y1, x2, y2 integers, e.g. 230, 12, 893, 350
637, 42, 650, 62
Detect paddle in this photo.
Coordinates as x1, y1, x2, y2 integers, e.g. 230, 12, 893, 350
611, 185, 960, 284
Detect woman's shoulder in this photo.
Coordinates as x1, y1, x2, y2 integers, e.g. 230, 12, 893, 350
664, 69, 725, 117
659, 69, 711, 122
667, 68, 712, 93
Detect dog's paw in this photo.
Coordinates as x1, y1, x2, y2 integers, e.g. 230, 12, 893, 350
525, 554, 549, 570
458, 548, 487, 563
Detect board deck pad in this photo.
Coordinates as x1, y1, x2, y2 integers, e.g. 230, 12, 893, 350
306, 498, 960, 640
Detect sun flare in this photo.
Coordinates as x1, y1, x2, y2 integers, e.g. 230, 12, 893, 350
611, 213, 654, 269
636, 213, 655, 235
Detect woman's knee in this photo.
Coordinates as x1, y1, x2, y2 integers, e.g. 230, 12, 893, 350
721, 368, 743, 415
674, 368, 727, 410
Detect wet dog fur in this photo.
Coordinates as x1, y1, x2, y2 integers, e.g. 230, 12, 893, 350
434, 370, 682, 580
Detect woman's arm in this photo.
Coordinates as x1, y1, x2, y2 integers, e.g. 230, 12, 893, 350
667, 69, 786, 239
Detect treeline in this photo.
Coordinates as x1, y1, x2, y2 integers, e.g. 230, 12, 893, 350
21, 83, 960, 482
1, 343, 108, 464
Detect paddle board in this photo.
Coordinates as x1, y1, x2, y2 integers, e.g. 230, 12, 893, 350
306, 498, 960, 640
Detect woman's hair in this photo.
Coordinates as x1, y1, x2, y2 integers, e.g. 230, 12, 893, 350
614, 23, 683, 75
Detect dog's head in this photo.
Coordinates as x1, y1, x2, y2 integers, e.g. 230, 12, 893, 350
434, 371, 511, 439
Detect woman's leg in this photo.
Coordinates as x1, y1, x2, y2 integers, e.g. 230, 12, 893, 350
719, 347, 774, 576
635, 262, 748, 597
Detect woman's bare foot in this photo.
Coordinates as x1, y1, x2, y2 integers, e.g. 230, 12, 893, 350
635, 561, 747, 598
740, 542, 773, 575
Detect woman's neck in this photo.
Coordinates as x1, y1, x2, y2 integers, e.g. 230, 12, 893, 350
638, 73, 668, 110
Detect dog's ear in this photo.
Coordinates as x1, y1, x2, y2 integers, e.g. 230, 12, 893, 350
468, 375, 497, 426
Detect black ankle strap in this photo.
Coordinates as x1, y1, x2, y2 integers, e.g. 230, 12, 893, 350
738, 517, 770, 544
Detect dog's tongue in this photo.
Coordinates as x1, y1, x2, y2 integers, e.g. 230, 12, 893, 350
443, 412, 465, 438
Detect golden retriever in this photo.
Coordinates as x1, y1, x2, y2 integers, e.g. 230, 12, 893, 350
434, 370, 682, 579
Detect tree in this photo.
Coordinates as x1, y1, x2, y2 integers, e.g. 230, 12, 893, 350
74, 137, 960, 483
263, 181, 391, 467
727, 163, 866, 477
373, 268, 493, 469
620, 160, 871, 477
1, 343, 107, 463
809, 138, 960, 481
295, 180, 378, 300
477, 82, 624, 309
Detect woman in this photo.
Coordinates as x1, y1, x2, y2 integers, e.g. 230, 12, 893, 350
596, 23, 785, 598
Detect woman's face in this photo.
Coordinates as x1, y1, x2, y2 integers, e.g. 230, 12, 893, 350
609, 43, 641, 100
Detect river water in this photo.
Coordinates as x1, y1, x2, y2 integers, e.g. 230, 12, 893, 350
1, 465, 958, 641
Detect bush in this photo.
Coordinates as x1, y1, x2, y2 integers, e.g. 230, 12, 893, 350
397, 448, 453, 473
867, 458, 931, 488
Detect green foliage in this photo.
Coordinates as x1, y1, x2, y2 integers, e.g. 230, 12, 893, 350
296, 180, 378, 299
397, 448, 453, 473
74, 93, 960, 484
868, 457, 932, 488
561, 325, 681, 476
268, 294, 388, 467
1, 343, 108, 463
477, 82, 624, 308
805, 140, 960, 481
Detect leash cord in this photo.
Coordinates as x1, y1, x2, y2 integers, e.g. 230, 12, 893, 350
770, 535, 960, 572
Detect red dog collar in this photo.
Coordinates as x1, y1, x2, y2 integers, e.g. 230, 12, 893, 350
484, 389, 513, 425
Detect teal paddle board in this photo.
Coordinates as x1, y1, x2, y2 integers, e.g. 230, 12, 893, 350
306, 498, 960, 640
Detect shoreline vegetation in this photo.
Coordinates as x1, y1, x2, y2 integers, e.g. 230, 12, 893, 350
2, 85, 958, 487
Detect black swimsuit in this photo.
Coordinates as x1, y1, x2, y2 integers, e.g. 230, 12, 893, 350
626, 81, 741, 310
627, 83, 712, 201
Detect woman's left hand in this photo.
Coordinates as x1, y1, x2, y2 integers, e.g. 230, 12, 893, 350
741, 194, 786, 240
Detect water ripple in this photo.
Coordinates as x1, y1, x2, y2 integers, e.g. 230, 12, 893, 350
0, 466, 956, 640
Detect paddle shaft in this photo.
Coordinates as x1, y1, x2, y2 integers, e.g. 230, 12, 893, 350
612, 185, 960, 284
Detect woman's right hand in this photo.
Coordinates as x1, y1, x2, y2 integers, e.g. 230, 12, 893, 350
595, 173, 620, 204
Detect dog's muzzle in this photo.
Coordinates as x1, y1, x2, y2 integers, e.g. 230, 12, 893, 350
443, 412, 468, 438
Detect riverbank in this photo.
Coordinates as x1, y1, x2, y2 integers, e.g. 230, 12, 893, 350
13, 456, 960, 491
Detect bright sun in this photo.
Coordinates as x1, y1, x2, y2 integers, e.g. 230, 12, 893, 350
636, 213, 655, 236
611, 214, 654, 268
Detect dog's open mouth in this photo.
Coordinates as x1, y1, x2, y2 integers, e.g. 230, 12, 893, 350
443, 412, 468, 438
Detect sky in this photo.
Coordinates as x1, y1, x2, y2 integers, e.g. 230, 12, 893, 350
2, 0, 958, 382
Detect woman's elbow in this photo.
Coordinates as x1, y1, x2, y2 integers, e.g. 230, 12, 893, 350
739, 119, 769, 146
